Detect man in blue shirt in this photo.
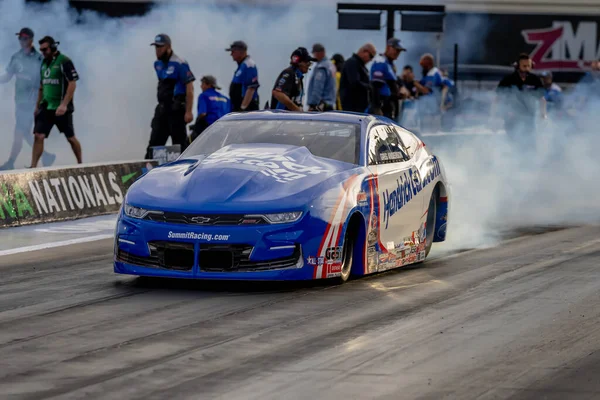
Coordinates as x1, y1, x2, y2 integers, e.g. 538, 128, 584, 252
369, 37, 406, 119
0, 28, 55, 170
414, 53, 445, 130
539, 71, 563, 117
307, 43, 336, 111
145, 33, 195, 159
189, 76, 231, 142
226, 40, 260, 112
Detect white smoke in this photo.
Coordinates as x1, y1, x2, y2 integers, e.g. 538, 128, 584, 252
1, 0, 599, 253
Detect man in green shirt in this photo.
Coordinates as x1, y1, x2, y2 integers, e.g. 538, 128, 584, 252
30, 36, 82, 168
0, 28, 55, 170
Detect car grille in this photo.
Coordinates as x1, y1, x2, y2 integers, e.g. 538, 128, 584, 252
144, 212, 267, 226
116, 241, 195, 271
199, 244, 301, 272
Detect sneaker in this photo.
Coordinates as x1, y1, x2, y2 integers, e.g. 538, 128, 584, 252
0, 161, 14, 171
42, 152, 56, 167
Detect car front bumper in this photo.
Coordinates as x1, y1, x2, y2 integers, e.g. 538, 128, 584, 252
113, 212, 326, 281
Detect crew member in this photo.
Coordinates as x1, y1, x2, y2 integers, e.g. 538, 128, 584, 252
369, 38, 406, 119
397, 65, 418, 127
494, 53, 547, 145
271, 47, 316, 111
189, 75, 231, 142
226, 40, 260, 112
30, 36, 82, 168
331, 53, 345, 110
146, 34, 195, 159
414, 53, 445, 131
307, 43, 336, 111
0, 28, 54, 170
539, 71, 563, 116
339, 43, 376, 113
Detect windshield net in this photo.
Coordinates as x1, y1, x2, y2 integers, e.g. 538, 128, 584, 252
181, 119, 361, 165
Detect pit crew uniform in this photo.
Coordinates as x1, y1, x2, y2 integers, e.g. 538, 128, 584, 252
370, 55, 400, 118
145, 52, 195, 159
230, 55, 260, 112
34, 51, 79, 138
271, 66, 305, 111
190, 86, 231, 142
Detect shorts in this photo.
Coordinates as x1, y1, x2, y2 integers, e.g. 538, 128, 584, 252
15, 104, 35, 134
34, 108, 75, 138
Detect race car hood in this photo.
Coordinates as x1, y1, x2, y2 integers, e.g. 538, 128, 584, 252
126, 143, 358, 213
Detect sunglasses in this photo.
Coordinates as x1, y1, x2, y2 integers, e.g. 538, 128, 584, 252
40, 47, 51, 53
18, 37, 31, 42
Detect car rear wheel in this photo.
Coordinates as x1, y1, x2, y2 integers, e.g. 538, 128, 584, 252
425, 189, 437, 257
336, 230, 354, 284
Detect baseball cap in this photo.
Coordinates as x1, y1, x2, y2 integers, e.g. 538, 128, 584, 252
225, 40, 247, 51
291, 47, 318, 64
201, 75, 221, 90
539, 70, 552, 78
150, 33, 171, 47
387, 37, 406, 51
312, 43, 325, 53
16, 27, 34, 39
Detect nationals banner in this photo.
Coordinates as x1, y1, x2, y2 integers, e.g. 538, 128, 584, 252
0, 161, 158, 228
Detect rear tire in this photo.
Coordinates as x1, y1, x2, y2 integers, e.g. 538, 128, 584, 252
425, 190, 437, 257
335, 230, 354, 284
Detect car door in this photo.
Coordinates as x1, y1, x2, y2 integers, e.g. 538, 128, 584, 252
367, 124, 422, 261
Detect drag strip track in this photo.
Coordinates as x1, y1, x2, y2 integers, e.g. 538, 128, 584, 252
1, 227, 600, 399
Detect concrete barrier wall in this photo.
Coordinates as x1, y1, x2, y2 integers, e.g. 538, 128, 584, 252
0, 160, 158, 228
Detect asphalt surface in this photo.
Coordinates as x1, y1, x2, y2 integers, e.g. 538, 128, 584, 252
1, 226, 600, 400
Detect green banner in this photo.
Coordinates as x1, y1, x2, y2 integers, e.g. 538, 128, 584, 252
0, 161, 158, 228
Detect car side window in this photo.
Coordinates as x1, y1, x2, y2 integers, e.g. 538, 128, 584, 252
368, 127, 391, 165
368, 125, 410, 165
395, 126, 420, 158
382, 126, 410, 161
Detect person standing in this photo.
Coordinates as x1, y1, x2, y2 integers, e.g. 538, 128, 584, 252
339, 43, 376, 113
331, 53, 345, 110
493, 53, 547, 145
226, 40, 260, 112
145, 34, 195, 159
0, 28, 55, 170
189, 75, 231, 142
271, 47, 316, 111
369, 38, 406, 119
306, 43, 336, 112
30, 36, 82, 168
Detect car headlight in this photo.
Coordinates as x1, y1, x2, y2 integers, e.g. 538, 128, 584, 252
124, 204, 163, 219
261, 212, 303, 224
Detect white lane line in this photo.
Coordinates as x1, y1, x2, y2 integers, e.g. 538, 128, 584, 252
0, 234, 113, 257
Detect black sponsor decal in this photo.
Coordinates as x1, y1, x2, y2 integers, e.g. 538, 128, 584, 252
0, 161, 157, 228
325, 246, 342, 261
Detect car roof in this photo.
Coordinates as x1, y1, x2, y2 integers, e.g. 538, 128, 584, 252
220, 110, 401, 133
220, 110, 377, 124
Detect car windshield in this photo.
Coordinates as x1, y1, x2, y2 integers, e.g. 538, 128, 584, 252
180, 119, 361, 165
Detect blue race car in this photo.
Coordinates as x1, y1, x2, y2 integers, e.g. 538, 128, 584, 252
114, 111, 450, 283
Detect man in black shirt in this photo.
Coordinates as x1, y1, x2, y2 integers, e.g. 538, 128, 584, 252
339, 43, 377, 112
494, 53, 547, 145
271, 47, 316, 111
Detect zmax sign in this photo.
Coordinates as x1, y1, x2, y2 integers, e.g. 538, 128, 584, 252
523, 21, 600, 70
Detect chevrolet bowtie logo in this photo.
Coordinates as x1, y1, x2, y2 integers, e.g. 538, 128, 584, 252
190, 216, 212, 224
